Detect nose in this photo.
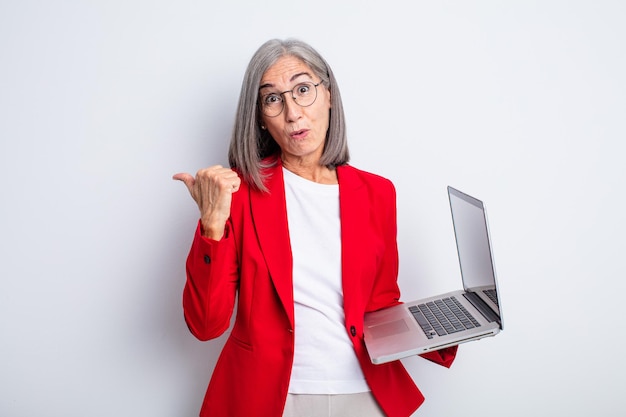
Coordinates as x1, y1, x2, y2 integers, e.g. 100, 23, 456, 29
282, 94, 302, 122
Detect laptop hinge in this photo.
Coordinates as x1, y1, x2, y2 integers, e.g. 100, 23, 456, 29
464, 292, 500, 325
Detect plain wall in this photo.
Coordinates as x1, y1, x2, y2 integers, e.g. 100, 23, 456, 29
1, 1, 624, 416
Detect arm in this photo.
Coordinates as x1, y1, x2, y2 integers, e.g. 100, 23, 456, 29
182, 220, 239, 341
366, 178, 458, 367
420, 346, 458, 368
174, 166, 242, 340
365, 180, 402, 313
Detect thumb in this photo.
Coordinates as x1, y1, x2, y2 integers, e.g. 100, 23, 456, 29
172, 172, 195, 192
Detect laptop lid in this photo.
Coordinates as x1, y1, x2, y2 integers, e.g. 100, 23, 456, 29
448, 186, 503, 329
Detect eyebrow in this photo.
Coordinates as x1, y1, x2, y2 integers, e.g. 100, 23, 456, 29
259, 72, 314, 91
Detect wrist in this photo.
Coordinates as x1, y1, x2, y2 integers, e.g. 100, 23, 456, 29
200, 218, 226, 240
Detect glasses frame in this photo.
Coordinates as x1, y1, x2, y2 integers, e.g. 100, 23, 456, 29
259, 80, 323, 118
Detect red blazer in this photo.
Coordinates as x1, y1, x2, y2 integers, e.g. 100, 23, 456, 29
183, 158, 457, 417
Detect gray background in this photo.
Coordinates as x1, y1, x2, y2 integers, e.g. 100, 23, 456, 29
2, 1, 624, 416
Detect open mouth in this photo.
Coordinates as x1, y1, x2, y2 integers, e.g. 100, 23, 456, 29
290, 129, 308, 139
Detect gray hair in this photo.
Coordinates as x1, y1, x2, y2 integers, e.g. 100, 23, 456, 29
228, 38, 349, 192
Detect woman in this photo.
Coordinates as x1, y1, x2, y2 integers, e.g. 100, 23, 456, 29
173, 38, 457, 417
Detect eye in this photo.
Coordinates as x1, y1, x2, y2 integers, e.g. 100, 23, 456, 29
263, 93, 282, 105
295, 83, 311, 96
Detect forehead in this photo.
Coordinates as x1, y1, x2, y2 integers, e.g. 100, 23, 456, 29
260, 56, 315, 89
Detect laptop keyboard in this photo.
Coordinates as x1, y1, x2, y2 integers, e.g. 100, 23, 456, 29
408, 297, 481, 339
484, 289, 498, 306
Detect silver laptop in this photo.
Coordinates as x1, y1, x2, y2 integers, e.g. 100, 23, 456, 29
363, 186, 503, 365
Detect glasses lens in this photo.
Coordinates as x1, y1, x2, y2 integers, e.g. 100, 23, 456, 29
292, 82, 317, 107
261, 93, 283, 117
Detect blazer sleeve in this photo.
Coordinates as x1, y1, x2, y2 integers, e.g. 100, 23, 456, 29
419, 346, 458, 367
364, 178, 459, 368
365, 179, 402, 312
182, 220, 239, 341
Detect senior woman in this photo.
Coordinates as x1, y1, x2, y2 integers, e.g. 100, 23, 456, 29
174, 38, 457, 417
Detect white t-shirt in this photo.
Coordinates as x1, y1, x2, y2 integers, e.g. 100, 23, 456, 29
283, 167, 369, 394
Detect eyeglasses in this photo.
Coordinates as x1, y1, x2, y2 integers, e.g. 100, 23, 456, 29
259, 80, 323, 117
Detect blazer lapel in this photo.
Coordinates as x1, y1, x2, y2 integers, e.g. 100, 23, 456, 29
249, 162, 371, 327
337, 165, 369, 316
249, 160, 295, 327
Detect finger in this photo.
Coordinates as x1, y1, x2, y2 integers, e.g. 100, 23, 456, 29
201, 166, 237, 180
231, 176, 242, 192
172, 173, 195, 192
210, 170, 240, 193
196, 167, 239, 187
214, 167, 240, 182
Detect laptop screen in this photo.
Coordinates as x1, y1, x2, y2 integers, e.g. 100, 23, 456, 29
448, 186, 501, 319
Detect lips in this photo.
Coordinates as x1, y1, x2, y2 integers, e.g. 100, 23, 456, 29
289, 129, 309, 139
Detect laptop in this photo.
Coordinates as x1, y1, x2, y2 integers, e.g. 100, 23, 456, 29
363, 186, 503, 365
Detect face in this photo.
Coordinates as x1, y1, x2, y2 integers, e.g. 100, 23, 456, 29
259, 56, 331, 165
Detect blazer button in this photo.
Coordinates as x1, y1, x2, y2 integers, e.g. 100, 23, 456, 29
350, 326, 356, 337
203, 254, 211, 264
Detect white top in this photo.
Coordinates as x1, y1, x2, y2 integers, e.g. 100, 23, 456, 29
283, 167, 369, 394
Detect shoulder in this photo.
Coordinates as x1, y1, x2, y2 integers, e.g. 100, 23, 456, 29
231, 157, 283, 208
337, 164, 396, 194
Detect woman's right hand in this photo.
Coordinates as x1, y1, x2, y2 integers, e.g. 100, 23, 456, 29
173, 165, 241, 240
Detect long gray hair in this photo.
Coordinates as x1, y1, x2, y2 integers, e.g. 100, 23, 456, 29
228, 38, 349, 192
